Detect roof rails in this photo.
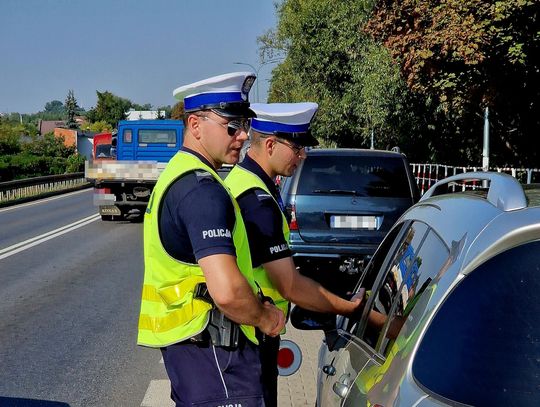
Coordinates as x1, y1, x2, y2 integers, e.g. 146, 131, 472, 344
421, 171, 527, 211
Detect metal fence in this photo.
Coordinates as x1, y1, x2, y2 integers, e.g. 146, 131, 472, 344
411, 163, 540, 195
1, 165, 539, 204
0, 173, 89, 204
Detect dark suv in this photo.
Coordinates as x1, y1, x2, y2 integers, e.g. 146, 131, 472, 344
280, 148, 419, 294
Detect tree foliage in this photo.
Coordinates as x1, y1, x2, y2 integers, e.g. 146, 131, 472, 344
85, 91, 132, 128
171, 101, 185, 120
366, 0, 540, 165
261, 0, 539, 166
258, 0, 418, 152
44, 100, 64, 113
0, 118, 81, 181
64, 89, 79, 129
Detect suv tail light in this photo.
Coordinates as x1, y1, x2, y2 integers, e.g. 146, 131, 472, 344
289, 204, 298, 230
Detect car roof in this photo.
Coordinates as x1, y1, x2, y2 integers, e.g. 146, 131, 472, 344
401, 173, 540, 279
306, 148, 405, 159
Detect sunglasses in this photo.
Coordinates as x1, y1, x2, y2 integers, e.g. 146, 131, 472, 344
197, 115, 250, 136
273, 138, 305, 157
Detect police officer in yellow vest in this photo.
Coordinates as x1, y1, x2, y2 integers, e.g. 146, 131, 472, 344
225, 102, 362, 406
138, 73, 286, 407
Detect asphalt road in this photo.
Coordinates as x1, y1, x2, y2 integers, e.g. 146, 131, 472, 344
0, 190, 164, 406
0, 190, 322, 407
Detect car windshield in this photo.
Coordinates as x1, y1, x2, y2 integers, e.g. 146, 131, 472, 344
297, 155, 411, 198
95, 144, 112, 157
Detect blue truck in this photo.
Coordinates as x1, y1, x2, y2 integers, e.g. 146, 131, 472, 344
85, 119, 184, 220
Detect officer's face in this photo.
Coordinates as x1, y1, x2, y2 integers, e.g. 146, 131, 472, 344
272, 137, 306, 177
198, 112, 249, 166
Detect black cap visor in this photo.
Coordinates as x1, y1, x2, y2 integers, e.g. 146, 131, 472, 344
274, 131, 319, 147
185, 101, 255, 119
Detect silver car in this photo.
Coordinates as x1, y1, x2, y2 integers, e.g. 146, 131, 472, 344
292, 172, 540, 406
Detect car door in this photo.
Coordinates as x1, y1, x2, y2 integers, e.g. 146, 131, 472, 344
319, 220, 452, 406
317, 221, 416, 406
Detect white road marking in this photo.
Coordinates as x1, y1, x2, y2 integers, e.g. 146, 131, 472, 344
141, 380, 174, 407
0, 189, 91, 213
0, 213, 101, 260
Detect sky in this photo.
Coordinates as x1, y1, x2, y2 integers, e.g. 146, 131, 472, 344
0, 0, 279, 114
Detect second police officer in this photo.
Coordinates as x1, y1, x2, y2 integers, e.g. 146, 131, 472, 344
225, 102, 363, 406
138, 72, 286, 406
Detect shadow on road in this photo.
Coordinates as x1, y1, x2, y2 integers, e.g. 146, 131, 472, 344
0, 397, 70, 407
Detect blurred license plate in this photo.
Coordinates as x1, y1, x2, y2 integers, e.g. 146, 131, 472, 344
330, 215, 377, 229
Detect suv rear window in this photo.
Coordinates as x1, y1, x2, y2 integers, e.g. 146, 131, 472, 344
413, 241, 540, 406
297, 155, 411, 198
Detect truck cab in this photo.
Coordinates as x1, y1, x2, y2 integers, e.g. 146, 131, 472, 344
85, 119, 184, 221
93, 132, 113, 160
115, 120, 184, 162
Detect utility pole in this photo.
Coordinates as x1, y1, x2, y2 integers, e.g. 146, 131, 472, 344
482, 107, 489, 172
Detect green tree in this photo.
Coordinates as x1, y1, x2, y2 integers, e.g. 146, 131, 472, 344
64, 89, 79, 129
157, 105, 172, 119
65, 153, 85, 172
366, 0, 540, 166
44, 100, 64, 113
259, 0, 416, 151
131, 103, 153, 111
22, 133, 75, 158
0, 119, 22, 155
86, 91, 132, 128
85, 120, 112, 133
170, 101, 184, 120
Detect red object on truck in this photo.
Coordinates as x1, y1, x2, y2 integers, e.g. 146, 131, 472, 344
92, 132, 112, 160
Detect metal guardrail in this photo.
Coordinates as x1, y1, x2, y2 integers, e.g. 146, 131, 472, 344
1, 165, 538, 204
0, 173, 89, 204
410, 163, 540, 195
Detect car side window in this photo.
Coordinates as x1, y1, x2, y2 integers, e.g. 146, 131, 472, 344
413, 241, 540, 406
123, 129, 132, 143
377, 229, 449, 356
357, 221, 429, 348
338, 224, 405, 334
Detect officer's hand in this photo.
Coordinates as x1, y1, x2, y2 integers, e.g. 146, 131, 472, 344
259, 302, 286, 337
346, 288, 366, 318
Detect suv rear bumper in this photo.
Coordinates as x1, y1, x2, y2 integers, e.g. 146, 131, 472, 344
289, 235, 380, 258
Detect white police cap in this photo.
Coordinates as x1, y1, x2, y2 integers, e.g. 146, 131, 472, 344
173, 72, 257, 118
250, 102, 319, 146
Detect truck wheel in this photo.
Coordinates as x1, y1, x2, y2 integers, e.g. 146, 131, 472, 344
101, 215, 114, 221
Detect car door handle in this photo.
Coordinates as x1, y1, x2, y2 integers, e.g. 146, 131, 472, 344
332, 373, 351, 399
322, 364, 336, 376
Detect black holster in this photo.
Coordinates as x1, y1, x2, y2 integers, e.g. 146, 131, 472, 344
207, 308, 240, 348
194, 283, 240, 348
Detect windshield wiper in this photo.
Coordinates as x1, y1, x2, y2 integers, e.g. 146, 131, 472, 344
312, 189, 359, 195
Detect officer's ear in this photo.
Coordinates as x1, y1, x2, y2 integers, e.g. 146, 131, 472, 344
187, 113, 202, 139
266, 137, 276, 155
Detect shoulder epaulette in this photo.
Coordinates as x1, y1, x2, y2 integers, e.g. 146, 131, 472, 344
194, 170, 217, 183
254, 188, 272, 201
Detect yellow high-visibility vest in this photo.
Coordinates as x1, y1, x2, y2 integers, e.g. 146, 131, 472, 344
138, 151, 257, 347
225, 165, 290, 320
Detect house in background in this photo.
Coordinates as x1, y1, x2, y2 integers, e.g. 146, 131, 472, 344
53, 128, 95, 160
38, 120, 66, 135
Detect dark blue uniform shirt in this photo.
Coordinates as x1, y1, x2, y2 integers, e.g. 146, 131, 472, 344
236, 154, 291, 268
159, 147, 236, 264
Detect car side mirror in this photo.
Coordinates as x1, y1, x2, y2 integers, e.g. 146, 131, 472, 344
290, 305, 336, 331
290, 306, 349, 352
